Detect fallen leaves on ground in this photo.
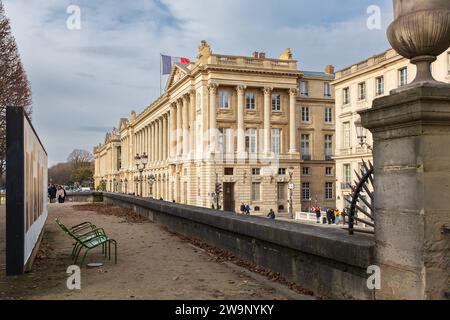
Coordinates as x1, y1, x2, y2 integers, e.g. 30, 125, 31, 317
72, 204, 148, 223
161, 226, 315, 297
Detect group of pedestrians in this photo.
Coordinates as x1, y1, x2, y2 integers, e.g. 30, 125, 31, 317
312, 206, 342, 225
48, 184, 67, 203
239, 203, 252, 215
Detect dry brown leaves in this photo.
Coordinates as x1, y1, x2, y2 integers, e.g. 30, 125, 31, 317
72, 203, 148, 223
162, 226, 315, 297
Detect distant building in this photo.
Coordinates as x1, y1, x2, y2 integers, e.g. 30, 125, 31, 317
94, 41, 336, 215
332, 48, 450, 211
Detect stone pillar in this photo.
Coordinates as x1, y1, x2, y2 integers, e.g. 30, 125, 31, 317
236, 85, 246, 157
263, 87, 272, 154
208, 84, 218, 153
170, 104, 176, 159
155, 120, 160, 162
289, 88, 298, 154
176, 100, 183, 157
182, 95, 189, 158
189, 90, 196, 159
151, 123, 156, 163
360, 86, 450, 300
162, 114, 167, 160
158, 118, 163, 161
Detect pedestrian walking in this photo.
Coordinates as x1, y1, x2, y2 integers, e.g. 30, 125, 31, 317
315, 206, 321, 224
240, 203, 246, 215
48, 184, 57, 203
56, 186, 65, 203
334, 208, 341, 225
245, 204, 251, 215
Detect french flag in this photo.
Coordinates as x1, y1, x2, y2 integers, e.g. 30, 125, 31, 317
161, 54, 191, 75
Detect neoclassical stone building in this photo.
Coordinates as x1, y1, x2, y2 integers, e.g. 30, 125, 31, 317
333, 47, 450, 211
94, 41, 335, 215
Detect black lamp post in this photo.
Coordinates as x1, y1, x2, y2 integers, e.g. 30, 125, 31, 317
355, 118, 372, 151
147, 174, 156, 198
288, 167, 295, 219
135, 153, 148, 197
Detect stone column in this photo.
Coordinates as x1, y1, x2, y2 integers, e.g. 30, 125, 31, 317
162, 114, 167, 160
155, 120, 160, 162
189, 90, 196, 159
158, 118, 163, 161
208, 84, 218, 153
182, 95, 189, 158
360, 86, 450, 300
169, 104, 176, 159
176, 99, 183, 157
289, 88, 298, 154
236, 85, 246, 158
263, 87, 272, 154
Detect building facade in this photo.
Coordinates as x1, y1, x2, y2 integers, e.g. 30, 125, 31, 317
94, 41, 336, 215
333, 48, 450, 211
297, 69, 336, 211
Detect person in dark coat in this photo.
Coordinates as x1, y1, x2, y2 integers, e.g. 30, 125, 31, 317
267, 209, 276, 220
48, 184, 57, 203
245, 204, 251, 215
315, 207, 321, 224
240, 203, 246, 215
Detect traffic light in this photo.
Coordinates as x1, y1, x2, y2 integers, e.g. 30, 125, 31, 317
215, 183, 222, 195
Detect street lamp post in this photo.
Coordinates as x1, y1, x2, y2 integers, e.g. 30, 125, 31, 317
355, 119, 373, 151
147, 174, 155, 198
288, 167, 295, 220
134, 153, 148, 197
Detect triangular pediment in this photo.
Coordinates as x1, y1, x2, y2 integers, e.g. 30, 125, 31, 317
165, 64, 190, 91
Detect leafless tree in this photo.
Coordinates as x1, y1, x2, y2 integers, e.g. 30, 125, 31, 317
67, 149, 94, 169
0, 0, 32, 186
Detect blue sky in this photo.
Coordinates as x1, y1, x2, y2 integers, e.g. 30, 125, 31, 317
3, 0, 393, 165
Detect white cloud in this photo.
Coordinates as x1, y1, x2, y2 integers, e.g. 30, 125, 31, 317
3, 0, 393, 165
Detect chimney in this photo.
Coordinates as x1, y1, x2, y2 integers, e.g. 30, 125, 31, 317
325, 65, 335, 74
253, 51, 259, 59
259, 52, 266, 59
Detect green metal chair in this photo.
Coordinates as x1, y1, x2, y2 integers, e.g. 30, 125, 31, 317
55, 219, 117, 267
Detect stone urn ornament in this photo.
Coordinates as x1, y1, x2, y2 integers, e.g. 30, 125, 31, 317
387, 0, 450, 88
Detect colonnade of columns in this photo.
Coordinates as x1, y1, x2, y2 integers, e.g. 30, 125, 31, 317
207, 84, 299, 155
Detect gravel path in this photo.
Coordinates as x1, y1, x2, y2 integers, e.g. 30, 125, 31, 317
0, 203, 307, 300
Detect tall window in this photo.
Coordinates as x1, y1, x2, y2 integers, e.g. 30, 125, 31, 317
324, 82, 331, 97
272, 128, 282, 155
302, 183, 310, 200
246, 92, 256, 110
358, 82, 366, 100
325, 135, 333, 159
343, 122, 351, 148
251, 182, 261, 201
325, 107, 333, 123
245, 128, 257, 154
302, 167, 310, 176
300, 81, 309, 96
219, 128, 233, 154
272, 94, 281, 111
343, 87, 350, 105
376, 76, 384, 96
399, 67, 408, 87
343, 164, 351, 185
219, 90, 230, 109
301, 134, 310, 159
301, 106, 310, 122
277, 183, 287, 201
325, 182, 333, 200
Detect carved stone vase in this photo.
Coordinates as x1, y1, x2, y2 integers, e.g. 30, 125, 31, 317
387, 0, 450, 86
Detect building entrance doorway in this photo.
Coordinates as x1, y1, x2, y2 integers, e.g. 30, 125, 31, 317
223, 182, 235, 212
